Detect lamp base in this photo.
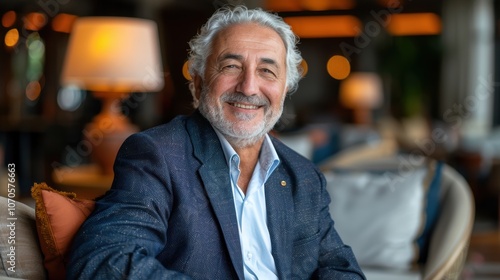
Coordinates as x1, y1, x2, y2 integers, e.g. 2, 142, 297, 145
353, 108, 372, 125
86, 124, 138, 175
85, 92, 139, 175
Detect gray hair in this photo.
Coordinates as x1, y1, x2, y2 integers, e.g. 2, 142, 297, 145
187, 5, 303, 95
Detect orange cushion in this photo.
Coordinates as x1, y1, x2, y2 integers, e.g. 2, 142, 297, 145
31, 182, 95, 280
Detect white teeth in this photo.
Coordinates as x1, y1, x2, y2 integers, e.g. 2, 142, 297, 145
231, 103, 259, 109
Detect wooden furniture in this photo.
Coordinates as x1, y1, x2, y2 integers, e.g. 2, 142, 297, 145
51, 164, 113, 200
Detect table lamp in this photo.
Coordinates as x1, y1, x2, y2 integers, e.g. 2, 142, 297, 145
61, 17, 164, 174
339, 72, 383, 125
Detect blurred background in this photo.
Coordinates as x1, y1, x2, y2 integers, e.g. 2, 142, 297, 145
0, 0, 499, 225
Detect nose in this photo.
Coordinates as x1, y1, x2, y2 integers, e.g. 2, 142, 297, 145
235, 68, 259, 96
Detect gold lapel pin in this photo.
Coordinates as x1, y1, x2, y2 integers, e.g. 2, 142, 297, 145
281, 181, 287, 187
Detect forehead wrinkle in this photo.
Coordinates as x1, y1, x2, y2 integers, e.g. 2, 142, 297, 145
219, 53, 243, 62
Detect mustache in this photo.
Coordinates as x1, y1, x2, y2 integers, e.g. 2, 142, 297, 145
220, 92, 270, 107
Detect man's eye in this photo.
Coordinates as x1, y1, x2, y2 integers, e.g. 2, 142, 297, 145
220, 65, 241, 74
260, 68, 276, 77
223, 65, 239, 70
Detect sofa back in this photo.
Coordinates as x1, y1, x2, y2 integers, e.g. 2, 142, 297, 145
0, 196, 46, 279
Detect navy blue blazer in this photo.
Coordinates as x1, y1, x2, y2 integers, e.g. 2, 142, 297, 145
68, 112, 365, 279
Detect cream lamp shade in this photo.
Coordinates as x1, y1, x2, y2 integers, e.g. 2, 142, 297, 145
60, 16, 164, 175
61, 17, 164, 92
339, 72, 383, 124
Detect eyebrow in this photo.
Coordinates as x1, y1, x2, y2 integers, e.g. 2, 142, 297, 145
220, 53, 243, 62
220, 53, 279, 68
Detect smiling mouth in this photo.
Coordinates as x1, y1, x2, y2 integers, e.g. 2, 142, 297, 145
228, 102, 261, 110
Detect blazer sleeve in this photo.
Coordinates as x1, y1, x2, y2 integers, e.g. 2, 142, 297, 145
67, 132, 193, 280
316, 171, 366, 280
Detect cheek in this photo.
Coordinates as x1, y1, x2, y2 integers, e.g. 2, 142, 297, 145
203, 81, 226, 101
209, 76, 237, 96
268, 88, 287, 107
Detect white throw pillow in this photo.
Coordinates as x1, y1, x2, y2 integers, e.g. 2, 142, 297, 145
325, 162, 428, 269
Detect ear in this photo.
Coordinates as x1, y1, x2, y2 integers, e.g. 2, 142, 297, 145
193, 75, 203, 100
189, 75, 203, 108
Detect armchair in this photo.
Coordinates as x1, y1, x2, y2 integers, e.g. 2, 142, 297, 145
320, 140, 475, 280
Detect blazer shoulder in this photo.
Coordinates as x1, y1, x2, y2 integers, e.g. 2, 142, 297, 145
117, 115, 192, 157
127, 115, 190, 145
142, 115, 190, 138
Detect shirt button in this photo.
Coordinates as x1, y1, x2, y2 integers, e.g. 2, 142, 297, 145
247, 252, 253, 260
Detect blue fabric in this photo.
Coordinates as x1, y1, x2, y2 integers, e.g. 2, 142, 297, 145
312, 128, 341, 164
67, 111, 365, 280
417, 160, 443, 263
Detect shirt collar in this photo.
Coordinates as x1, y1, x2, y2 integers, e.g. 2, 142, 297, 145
213, 128, 280, 179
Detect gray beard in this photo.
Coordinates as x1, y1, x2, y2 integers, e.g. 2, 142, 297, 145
198, 88, 284, 148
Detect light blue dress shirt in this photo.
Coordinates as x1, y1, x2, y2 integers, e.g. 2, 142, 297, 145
215, 130, 280, 280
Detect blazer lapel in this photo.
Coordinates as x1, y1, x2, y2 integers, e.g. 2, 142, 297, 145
266, 165, 294, 279
187, 113, 244, 280
199, 166, 244, 279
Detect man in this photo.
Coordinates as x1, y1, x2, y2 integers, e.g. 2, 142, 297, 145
68, 5, 365, 279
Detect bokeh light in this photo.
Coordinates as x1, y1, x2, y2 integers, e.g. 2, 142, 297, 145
2, 11, 16, 28
26, 81, 42, 101
4, 28, 19, 48
57, 85, 85, 111
52, 13, 77, 33
182, 60, 192, 81
24, 12, 47, 31
327, 55, 351, 80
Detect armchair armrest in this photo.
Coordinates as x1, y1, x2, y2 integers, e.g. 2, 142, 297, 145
422, 165, 475, 280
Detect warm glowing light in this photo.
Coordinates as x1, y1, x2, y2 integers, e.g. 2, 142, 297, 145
52, 13, 77, 33
265, 0, 354, 11
300, 59, 308, 77
340, 73, 382, 109
26, 81, 42, 101
182, 60, 191, 80
387, 13, 441, 36
265, 0, 301, 11
339, 72, 383, 124
61, 17, 164, 93
299, 0, 355, 11
284, 15, 361, 38
327, 55, 351, 80
4, 29, 19, 47
24, 12, 47, 31
68, 25, 121, 66
92, 29, 114, 54
2, 11, 16, 28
